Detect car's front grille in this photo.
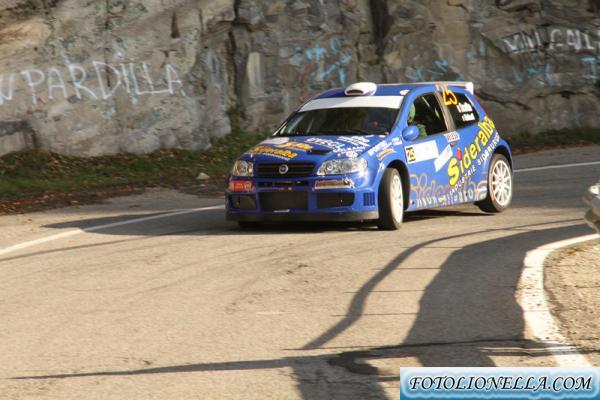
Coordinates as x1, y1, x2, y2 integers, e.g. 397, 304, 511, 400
256, 163, 315, 178
229, 194, 257, 210
363, 192, 376, 207
258, 180, 309, 188
317, 193, 355, 209
259, 192, 308, 211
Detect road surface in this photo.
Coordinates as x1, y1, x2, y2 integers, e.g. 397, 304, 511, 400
0, 146, 599, 399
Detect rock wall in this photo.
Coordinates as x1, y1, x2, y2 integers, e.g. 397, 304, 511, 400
0, 0, 598, 156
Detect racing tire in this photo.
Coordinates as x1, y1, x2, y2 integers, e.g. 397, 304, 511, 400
238, 221, 263, 229
377, 168, 404, 230
477, 153, 513, 213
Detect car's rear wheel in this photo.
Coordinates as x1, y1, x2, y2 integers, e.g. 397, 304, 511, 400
377, 168, 404, 230
477, 153, 513, 213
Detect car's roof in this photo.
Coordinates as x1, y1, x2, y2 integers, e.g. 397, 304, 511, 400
314, 82, 473, 99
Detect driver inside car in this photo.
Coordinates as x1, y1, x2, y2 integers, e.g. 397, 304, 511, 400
407, 103, 428, 138
364, 109, 393, 134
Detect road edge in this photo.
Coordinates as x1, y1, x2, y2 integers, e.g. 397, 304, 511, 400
0, 205, 224, 258
518, 233, 599, 367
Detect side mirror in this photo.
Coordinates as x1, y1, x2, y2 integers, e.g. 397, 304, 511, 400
402, 126, 420, 142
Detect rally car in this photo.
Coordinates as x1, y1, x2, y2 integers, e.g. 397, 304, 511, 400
226, 81, 513, 230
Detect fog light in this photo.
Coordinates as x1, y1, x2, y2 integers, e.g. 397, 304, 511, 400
229, 180, 254, 192
314, 178, 354, 189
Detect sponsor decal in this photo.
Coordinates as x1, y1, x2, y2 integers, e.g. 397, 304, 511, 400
338, 136, 371, 147
305, 137, 371, 157
436, 84, 458, 106
306, 137, 347, 150
229, 180, 254, 192
247, 145, 298, 160
434, 144, 453, 172
405, 141, 439, 164
444, 131, 460, 145
456, 101, 473, 113
367, 141, 391, 156
410, 172, 487, 208
461, 112, 476, 122
262, 137, 290, 145
337, 147, 369, 157
258, 139, 312, 152
276, 141, 313, 151
476, 132, 500, 167
447, 115, 497, 186
377, 148, 395, 160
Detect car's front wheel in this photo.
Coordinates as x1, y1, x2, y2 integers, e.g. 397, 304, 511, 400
377, 168, 404, 230
477, 153, 513, 213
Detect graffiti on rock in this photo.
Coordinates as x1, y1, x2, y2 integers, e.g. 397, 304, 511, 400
406, 26, 600, 90
0, 60, 187, 106
288, 36, 352, 89
502, 27, 600, 55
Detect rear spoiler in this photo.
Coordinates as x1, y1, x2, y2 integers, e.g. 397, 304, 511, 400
412, 81, 474, 95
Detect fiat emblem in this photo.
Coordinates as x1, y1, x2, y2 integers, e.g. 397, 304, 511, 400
279, 164, 289, 175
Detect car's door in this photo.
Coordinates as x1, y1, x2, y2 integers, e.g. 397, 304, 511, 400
402, 92, 459, 210
441, 88, 496, 204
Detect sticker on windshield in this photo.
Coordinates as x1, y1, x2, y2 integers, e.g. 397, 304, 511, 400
462, 113, 476, 122
456, 102, 473, 113
405, 141, 439, 164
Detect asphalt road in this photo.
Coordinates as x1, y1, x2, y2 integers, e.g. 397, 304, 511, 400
0, 146, 599, 399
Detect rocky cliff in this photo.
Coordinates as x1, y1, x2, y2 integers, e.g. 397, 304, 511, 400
0, 0, 598, 156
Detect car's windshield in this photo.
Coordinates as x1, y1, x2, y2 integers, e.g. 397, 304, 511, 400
276, 107, 398, 136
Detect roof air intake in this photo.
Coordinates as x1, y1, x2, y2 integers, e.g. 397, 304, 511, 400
344, 82, 377, 96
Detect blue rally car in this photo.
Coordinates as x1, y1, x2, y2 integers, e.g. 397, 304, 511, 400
226, 81, 513, 230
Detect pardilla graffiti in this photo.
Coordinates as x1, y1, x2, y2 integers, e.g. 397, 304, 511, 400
0, 60, 186, 106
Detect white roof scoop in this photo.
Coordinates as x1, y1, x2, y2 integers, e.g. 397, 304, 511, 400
344, 82, 377, 96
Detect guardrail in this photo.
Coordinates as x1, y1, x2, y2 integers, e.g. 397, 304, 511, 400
584, 181, 600, 234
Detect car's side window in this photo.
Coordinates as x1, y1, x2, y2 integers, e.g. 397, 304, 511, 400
406, 94, 448, 138
447, 93, 479, 129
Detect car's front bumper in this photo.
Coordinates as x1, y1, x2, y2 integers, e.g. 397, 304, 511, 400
225, 174, 379, 222
226, 210, 379, 222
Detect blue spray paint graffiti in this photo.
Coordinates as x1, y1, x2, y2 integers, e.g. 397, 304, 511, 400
408, 59, 465, 82
408, 34, 598, 89
581, 56, 599, 83
289, 37, 352, 87
511, 61, 556, 87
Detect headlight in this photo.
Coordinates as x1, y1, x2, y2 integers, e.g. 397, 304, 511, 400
231, 160, 254, 177
317, 158, 367, 176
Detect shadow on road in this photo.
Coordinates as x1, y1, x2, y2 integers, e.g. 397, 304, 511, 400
40, 207, 489, 237
13, 220, 597, 399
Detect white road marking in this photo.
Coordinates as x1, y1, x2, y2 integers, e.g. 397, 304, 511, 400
515, 160, 600, 173
518, 234, 599, 367
0, 205, 224, 257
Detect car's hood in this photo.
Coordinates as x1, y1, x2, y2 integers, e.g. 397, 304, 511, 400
243, 135, 388, 164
